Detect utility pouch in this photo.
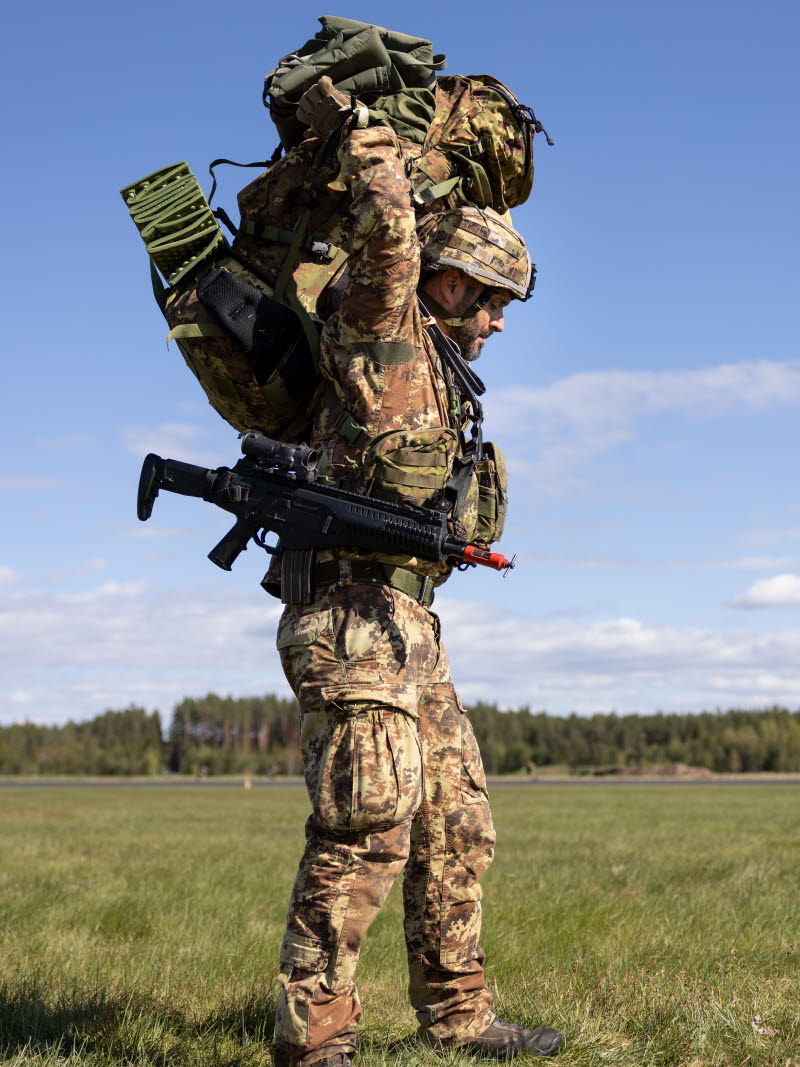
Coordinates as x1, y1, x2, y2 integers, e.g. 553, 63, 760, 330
196, 267, 311, 369
361, 427, 458, 508
474, 441, 508, 546
164, 259, 317, 441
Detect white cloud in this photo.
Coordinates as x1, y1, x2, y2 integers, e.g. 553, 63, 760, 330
4, 576, 800, 725
0, 578, 286, 725
743, 526, 800, 546
523, 553, 797, 572
732, 573, 800, 608
434, 596, 800, 712
711, 556, 796, 570
491, 360, 800, 491
121, 422, 221, 466
0, 567, 22, 585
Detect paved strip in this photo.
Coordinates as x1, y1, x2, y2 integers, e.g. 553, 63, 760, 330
0, 777, 798, 788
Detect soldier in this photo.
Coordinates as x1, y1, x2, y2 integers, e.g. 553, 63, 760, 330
270, 79, 563, 1065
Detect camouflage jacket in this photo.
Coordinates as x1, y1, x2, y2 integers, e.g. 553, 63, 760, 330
308, 121, 480, 584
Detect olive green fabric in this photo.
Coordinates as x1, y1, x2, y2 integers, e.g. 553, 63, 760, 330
264, 16, 446, 147
360, 427, 459, 508
474, 441, 508, 546
120, 163, 226, 287
357, 340, 419, 366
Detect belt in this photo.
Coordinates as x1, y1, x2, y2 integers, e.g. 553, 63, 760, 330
311, 559, 436, 608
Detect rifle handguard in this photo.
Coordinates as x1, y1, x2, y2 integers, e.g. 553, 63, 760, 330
137, 433, 517, 587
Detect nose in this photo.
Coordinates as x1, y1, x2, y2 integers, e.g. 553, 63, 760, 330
488, 308, 505, 334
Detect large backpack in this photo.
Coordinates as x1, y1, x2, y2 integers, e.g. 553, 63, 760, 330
121, 18, 551, 441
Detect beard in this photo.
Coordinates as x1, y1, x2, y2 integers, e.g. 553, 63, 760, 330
450, 316, 489, 362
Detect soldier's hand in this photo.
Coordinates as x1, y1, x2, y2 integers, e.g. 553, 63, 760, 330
296, 75, 354, 139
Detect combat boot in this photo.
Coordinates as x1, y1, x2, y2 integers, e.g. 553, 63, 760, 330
461, 1016, 563, 1058
271, 1049, 352, 1067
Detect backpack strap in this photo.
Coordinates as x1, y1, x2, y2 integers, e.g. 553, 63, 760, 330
149, 259, 169, 317
412, 175, 463, 206
166, 322, 227, 343
239, 220, 346, 263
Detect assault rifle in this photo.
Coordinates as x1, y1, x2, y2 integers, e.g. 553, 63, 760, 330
137, 430, 515, 603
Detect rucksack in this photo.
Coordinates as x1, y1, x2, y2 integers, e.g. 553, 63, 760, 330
121, 18, 552, 441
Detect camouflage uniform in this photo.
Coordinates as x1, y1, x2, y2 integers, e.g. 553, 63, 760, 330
273, 121, 497, 1062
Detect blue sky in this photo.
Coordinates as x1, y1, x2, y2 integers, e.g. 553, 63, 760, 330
1, 0, 799, 724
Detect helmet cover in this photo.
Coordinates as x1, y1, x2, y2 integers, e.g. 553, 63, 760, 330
417, 204, 532, 300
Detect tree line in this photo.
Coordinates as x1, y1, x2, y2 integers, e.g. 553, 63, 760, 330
1, 698, 799, 776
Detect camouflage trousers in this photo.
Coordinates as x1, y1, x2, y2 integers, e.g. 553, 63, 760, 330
274, 581, 496, 1063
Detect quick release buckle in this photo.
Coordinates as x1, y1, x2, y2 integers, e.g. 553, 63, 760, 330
310, 240, 332, 262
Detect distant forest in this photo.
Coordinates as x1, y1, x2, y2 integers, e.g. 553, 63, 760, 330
2, 697, 800, 776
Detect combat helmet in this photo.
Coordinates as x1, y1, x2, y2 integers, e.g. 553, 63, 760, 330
416, 205, 534, 307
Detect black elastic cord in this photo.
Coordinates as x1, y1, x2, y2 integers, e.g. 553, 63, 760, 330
213, 207, 238, 237
207, 157, 272, 207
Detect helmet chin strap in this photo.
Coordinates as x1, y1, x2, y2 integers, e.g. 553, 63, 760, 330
419, 287, 490, 328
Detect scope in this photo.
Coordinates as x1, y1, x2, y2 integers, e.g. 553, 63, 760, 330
240, 431, 318, 476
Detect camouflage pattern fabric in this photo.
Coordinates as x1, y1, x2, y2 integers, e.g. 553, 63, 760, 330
311, 125, 478, 581
273, 583, 496, 1061
234, 68, 539, 322
234, 140, 351, 318
416, 205, 532, 300
261, 120, 484, 596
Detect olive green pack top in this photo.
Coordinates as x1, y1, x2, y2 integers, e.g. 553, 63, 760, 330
120, 17, 553, 448
264, 16, 447, 148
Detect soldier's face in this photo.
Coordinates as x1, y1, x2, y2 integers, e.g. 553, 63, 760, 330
454, 292, 511, 362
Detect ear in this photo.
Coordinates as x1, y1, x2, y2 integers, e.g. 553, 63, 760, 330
422, 269, 479, 313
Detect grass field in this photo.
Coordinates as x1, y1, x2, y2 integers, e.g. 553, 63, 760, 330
0, 785, 797, 1067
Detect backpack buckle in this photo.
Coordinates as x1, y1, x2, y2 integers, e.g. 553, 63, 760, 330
310, 240, 332, 262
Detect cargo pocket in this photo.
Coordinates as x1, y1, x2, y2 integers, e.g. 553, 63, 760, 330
275, 932, 331, 1048
361, 427, 458, 508
280, 930, 329, 973
276, 604, 333, 692
474, 441, 509, 547
301, 703, 422, 833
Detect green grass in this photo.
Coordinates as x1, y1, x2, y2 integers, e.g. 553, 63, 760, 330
1, 785, 798, 1066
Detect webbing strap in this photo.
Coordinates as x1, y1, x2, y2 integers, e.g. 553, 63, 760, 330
149, 259, 169, 318
412, 175, 461, 206
240, 220, 345, 261
166, 322, 228, 343
287, 289, 323, 367
390, 450, 448, 466
274, 209, 312, 305
311, 559, 435, 608
381, 468, 443, 490
240, 220, 295, 243
383, 564, 435, 607
418, 297, 485, 457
